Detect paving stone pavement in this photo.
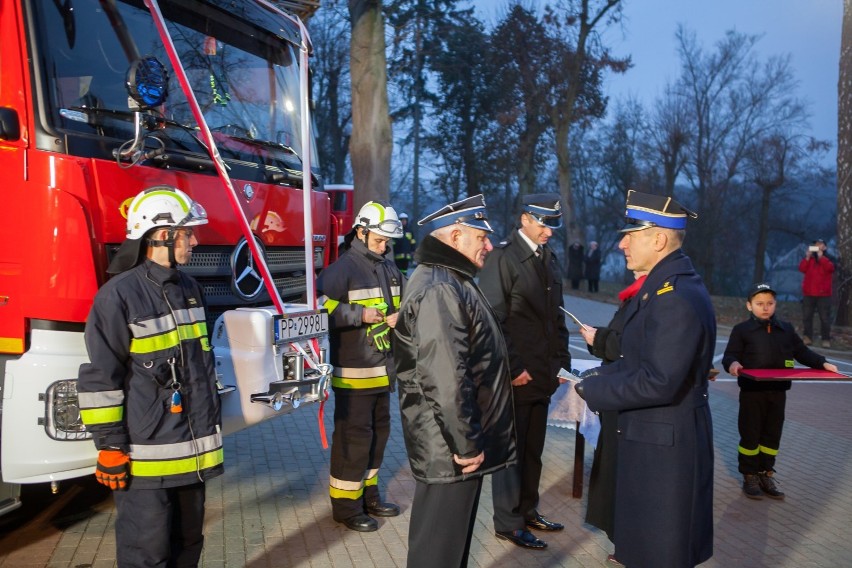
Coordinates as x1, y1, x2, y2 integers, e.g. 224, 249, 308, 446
1, 296, 851, 567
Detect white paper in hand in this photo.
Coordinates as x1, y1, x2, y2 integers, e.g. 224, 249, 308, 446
559, 307, 590, 330
558, 368, 581, 383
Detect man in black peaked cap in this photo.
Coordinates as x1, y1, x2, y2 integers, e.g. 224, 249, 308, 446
479, 193, 571, 548
394, 195, 518, 568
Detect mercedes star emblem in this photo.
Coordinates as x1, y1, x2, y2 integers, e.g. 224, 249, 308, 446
231, 236, 266, 300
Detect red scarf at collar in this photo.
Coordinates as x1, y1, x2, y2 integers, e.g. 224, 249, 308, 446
618, 274, 648, 302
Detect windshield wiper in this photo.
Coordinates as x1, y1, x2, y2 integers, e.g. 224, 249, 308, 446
213, 133, 310, 181
63, 106, 208, 154
220, 133, 300, 157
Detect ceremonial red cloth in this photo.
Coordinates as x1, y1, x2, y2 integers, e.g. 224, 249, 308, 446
740, 368, 850, 381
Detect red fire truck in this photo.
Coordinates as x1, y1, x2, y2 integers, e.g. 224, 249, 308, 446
0, 0, 334, 514
325, 184, 355, 248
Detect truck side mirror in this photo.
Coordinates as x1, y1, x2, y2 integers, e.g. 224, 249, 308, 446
0, 108, 21, 141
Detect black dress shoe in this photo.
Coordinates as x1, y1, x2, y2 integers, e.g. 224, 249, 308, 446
339, 513, 378, 532
526, 512, 564, 531
366, 501, 400, 517
495, 529, 547, 549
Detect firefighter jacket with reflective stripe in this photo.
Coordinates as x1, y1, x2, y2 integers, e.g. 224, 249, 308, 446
394, 230, 416, 261
78, 260, 223, 489
317, 238, 404, 395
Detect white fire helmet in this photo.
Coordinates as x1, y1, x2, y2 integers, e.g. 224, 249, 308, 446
353, 201, 404, 239
126, 186, 208, 239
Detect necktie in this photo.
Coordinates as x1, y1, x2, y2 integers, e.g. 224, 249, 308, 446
536, 246, 544, 262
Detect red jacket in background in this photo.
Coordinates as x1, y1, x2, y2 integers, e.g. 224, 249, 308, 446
799, 255, 835, 297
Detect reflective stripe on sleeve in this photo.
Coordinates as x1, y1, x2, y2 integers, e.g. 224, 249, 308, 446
78, 390, 124, 408
79, 390, 125, 425
80, 406, 124, 425
319, 296, 340, 313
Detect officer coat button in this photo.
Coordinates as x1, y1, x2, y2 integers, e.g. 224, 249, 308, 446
616, 429, 622, 435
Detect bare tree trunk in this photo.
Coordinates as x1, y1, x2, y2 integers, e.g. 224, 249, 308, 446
349, 0, 392, 206
411, 17, 423, 223
836, 0, 852, 325
555, 120, 577, 241
552, 0, 622, 245
517, 124, 545, 198
753, 184, 772, 283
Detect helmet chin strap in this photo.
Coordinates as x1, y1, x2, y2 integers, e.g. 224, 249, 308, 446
147, 227, 179, 267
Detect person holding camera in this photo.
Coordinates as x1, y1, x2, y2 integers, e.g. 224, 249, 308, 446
799, 238, 835, 348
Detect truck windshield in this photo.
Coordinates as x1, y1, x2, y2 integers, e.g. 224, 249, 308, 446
31, 0, 309, 161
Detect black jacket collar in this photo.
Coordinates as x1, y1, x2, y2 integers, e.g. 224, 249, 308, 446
414, 235, 479, 279
747, 313, 780, 329
142, 259, 180, 285
350, 236, 388, 264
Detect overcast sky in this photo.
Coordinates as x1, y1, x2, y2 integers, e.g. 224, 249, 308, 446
472, 0, 842, 166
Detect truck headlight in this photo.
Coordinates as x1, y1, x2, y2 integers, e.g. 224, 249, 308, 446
41, 380, 92, 440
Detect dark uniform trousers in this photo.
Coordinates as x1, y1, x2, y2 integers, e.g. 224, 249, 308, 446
330, 392, 391, 520
491, 398, 549, 530
114, 482, 206, 568
802, 296, 832, 341
408, 476, 483, 568
738, 390, 786, 474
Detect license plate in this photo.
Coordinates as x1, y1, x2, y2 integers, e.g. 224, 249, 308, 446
273, 311, 328, 343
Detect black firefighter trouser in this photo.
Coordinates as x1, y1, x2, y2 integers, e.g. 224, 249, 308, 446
329, 391, 391, 520
113, 481, 206, 568
738, 389, 787, 474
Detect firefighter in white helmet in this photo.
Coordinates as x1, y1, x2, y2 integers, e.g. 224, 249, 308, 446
317, 200, 405, 532
78, 186, 223, 566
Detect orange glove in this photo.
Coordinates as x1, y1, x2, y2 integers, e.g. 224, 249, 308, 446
95, 449, 130, 490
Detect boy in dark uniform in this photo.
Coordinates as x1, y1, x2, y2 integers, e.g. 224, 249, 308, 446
723, 282, 838, 499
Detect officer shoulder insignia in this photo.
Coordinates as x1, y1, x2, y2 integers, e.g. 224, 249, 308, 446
656, 281, 674, 295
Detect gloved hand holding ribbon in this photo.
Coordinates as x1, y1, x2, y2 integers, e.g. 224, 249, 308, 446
95, 449, 130, 490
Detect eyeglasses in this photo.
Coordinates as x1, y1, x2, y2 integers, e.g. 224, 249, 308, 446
175, 228, 194, 239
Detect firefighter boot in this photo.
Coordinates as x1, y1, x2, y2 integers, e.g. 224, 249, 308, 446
742, 474, 763, 499
758, 471, 785, 500
366, 500, 400, 517
340, 513, 379, 532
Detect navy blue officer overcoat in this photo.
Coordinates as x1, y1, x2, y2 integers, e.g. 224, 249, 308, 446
582, 249, 716, 568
